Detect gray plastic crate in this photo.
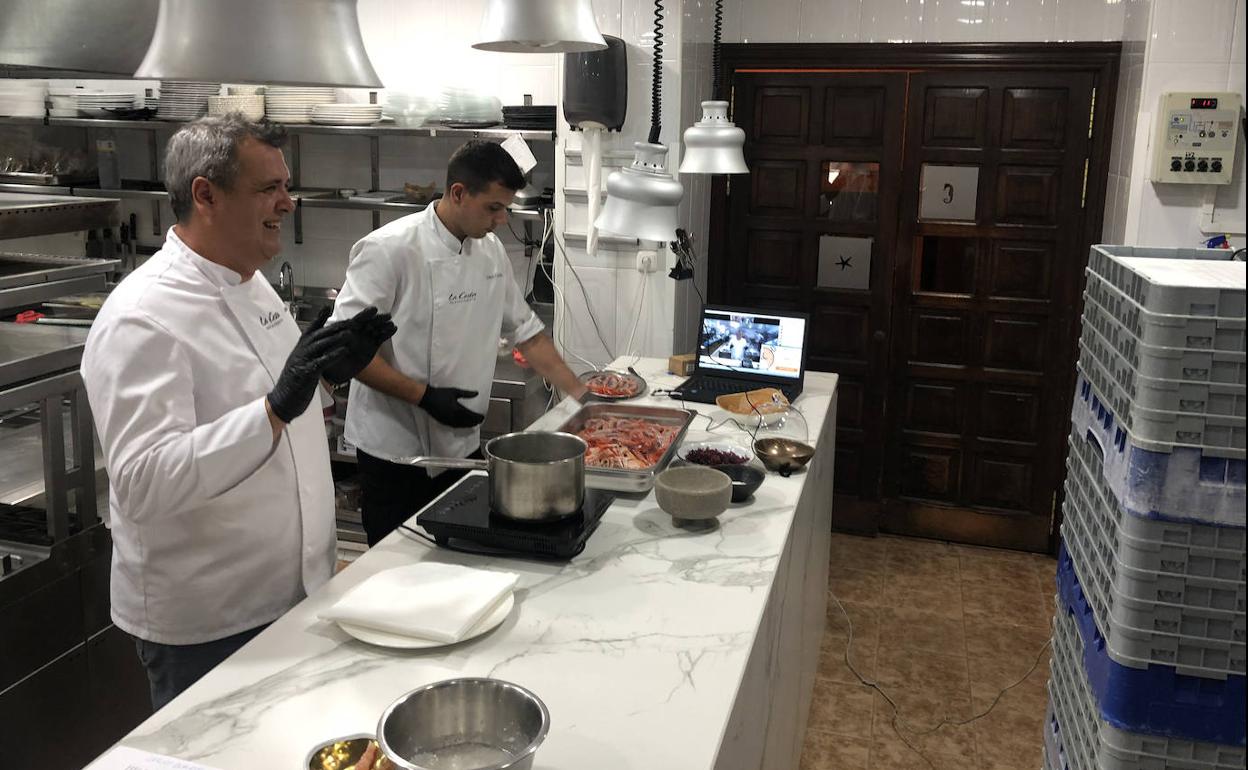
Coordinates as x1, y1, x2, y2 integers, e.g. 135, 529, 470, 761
1062, 429, 1246, 679
1081, 307, 1247, 417
1070, 375, 1246, 527
1085, 271, 1246, 353
1088, 245, 1246, 319
1078, 355, 1246, 456
1049, 607, 1247, 770
1081, 288, 1247, 387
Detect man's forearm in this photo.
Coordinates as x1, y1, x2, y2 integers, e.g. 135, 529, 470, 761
355, 354, 428, 405
517, 332, 587, 398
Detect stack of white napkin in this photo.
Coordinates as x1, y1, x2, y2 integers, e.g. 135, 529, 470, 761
321, 563, 518, 644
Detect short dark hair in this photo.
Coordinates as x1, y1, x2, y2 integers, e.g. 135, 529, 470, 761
165, 114, 288, 222
445, 140, 525, 195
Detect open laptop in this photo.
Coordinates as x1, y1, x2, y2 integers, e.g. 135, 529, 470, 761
669, 305, 810, 404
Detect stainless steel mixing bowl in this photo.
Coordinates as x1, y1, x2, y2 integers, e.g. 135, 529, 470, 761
377, 678, 550, 770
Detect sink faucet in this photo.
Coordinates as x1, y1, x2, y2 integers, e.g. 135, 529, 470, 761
278, 261, 295, 304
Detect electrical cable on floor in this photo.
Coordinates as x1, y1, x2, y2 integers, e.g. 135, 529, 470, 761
828, 589, 1052, 769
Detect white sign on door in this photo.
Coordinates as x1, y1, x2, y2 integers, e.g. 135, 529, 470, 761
818, 235, 873, 291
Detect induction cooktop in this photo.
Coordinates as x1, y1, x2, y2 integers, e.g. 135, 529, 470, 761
415, 473, 613, 560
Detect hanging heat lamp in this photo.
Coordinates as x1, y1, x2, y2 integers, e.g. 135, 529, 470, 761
474, 0, 607, 54
679, 0, 748, 175
135, 0, 382, 87
595, 0, 684, 242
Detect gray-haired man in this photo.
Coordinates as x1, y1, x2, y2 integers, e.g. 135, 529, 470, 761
81, 114, 394, 710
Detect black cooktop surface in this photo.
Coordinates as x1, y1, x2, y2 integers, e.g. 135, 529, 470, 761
416, 474, 614, 560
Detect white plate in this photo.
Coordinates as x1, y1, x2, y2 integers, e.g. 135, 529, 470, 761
335, 592, 514, 649
675, 441, 753, 467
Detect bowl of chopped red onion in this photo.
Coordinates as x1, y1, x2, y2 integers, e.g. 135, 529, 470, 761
675, 442, 751, 467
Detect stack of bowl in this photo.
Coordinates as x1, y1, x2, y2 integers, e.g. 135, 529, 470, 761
207, 94, 265, 120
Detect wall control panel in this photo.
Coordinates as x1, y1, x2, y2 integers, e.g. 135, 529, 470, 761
1150, 91, 1241, 184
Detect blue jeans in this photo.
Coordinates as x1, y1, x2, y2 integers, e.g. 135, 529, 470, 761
132, 624, 267, 711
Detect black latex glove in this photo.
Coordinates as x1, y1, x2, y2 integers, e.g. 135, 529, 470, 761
268, 307, 350, 424
418, 386, 485, 428
322, 306, 398, 385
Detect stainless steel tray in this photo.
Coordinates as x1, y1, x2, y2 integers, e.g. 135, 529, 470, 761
556, 403, 696, 493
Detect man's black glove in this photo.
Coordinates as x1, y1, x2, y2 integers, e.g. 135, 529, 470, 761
268, 307, 350, 424
418, 386, 485, 428
322, 306, 398, 385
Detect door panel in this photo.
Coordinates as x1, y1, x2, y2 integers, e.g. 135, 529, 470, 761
884, 69, 1096, 551
711, 47, 1115, 551
725, 71, 908, 532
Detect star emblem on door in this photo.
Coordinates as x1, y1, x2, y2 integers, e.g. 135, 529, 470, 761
837, 255, 853, 270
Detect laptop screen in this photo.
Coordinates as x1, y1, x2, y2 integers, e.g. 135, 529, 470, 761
697, 308, 807, 380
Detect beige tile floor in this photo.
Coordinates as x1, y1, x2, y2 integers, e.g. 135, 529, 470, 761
802, 533, 1057, 770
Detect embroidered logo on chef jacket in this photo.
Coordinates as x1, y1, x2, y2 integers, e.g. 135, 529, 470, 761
485, 271, 504, 280
259, 310, 285, 329
448, 290, 478, 304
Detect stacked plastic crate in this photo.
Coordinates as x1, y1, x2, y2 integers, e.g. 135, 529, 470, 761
1047, 245, 1246, 770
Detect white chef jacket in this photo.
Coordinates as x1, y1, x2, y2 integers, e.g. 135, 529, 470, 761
331, 205, 544, 462
81, 228, 336, 645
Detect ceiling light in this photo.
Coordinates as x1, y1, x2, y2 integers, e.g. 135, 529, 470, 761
680, 100, 748, 174
679, 0, 748, 176
474, 0, 606, 53
135, 0, 382, 87
595, 142, 684, 242
595, 0, 682, 243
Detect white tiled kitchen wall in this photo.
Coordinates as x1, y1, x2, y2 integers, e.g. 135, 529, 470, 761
16, 0, 1243, 366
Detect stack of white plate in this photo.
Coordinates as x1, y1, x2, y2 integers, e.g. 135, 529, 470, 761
208, 94, 266, 121
0, 80, 47, 117
156, 80, 222, 121
75, 91, 137, 117
310, 103, 384, 126
265, 87, 336, 124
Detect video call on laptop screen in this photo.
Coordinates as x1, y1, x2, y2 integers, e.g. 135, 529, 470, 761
697, 309, 806, 379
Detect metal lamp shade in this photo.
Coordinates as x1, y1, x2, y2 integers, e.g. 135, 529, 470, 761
595, 143, 684, 243
474, 0, 606, 53
679, 101, 748, 174
135, 0, 382, 87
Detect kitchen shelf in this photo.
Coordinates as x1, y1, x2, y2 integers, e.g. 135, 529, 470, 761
0, 191, 120, 240
0, 115, 555, 142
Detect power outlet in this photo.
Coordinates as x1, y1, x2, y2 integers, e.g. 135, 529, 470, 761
636, 248, 660, 273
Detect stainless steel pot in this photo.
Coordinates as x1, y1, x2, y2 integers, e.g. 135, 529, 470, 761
404, 431, 588, 522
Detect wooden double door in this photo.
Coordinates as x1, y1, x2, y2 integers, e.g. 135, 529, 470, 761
710, 45, 1118, 552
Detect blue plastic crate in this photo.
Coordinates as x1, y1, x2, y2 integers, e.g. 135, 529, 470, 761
1056, 546, 1247, 746
1072, 375, 1246, 526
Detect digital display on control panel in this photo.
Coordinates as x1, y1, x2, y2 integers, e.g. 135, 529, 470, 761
1190, 97, 1219, 109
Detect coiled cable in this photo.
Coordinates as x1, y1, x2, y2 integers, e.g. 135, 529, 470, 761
648, 0, 665, 145
712, 0, 723, 100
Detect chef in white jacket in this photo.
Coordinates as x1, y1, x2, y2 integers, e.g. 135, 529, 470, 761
331, 140, 586, 545
81, 115, 394, 710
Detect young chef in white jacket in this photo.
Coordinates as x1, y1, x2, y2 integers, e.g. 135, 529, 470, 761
331, 140, 587, 545
81, 115, 395, 710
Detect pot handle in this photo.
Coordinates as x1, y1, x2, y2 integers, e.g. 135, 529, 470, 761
396, 456, 490, 471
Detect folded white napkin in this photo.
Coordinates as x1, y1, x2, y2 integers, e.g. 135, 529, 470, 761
320, 563, 518, 643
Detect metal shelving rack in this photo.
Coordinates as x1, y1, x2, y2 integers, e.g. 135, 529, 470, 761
0, 115, 554, 240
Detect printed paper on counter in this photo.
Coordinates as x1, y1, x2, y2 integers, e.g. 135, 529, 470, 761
87, 746, 223, 770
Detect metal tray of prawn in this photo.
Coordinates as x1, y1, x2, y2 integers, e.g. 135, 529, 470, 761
556, 402, 697, 493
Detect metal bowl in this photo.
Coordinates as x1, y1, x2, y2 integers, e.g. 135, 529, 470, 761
306, 734, 377, 770
377, 678, 550, 770
753, 437, 815, 477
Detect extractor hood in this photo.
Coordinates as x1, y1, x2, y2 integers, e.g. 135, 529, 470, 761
135, 0, 382, 87
0, 0, 159, 76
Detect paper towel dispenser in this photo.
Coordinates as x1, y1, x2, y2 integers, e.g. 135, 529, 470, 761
563, 34, 626, 131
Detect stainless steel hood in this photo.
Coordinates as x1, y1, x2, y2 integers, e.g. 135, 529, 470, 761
0, 0, 159, 76
135, 0, 383, 87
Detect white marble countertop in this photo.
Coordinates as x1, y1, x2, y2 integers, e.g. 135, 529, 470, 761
88, 358, 837, 770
